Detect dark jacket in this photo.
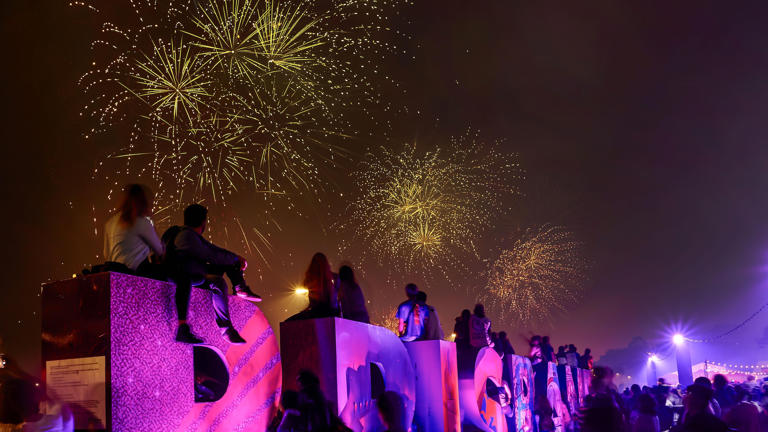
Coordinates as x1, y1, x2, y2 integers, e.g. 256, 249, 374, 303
164, 226, 239, 278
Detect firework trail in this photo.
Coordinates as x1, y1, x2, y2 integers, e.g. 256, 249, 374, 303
480, 224, 589, 324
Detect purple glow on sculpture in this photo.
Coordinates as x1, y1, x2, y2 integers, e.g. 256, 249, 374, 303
107, 273, 280, 431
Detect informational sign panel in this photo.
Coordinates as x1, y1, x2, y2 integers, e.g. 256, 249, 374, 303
46, 356, 106, 429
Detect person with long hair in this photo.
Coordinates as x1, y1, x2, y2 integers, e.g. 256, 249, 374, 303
286, 253, 340, 321
103, 184, 164, 277
337, 265, 369, 323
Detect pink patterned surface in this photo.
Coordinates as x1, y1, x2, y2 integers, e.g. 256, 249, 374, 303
107, 272, 280, 431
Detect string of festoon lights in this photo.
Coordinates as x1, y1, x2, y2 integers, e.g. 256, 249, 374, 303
702, 361, 768, 376
683, 300, 768, 343
704, 361, 768, 370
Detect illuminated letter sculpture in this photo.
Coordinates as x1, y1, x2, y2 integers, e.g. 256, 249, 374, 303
405, 340, 461, 431
579, 369, 591, 405
506, 355, 534, 432
42, 273, 281, 431
459, 347, 507, 432
280, 317, 415, 432
545, 363, 568, 432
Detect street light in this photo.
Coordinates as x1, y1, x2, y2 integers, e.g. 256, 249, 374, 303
672, 333, 693, 386
647, 353, 658, 386
672, 333, 685, 345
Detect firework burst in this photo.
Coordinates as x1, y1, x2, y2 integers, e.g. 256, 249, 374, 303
131, 39, 212, 123
73, 0, 410, 262
343, 131, 523, 286
481, 224, 589, 324
371, 307, 400, 335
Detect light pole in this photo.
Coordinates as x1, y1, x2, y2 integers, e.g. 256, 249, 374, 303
673, 334, 694, 387
647, 354, 659, 386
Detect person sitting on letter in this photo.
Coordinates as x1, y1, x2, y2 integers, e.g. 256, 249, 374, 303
165, 204, 261, 344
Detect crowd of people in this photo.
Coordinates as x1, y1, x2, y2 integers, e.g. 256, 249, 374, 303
8, 183, 768, 432
578, 370, 768, 432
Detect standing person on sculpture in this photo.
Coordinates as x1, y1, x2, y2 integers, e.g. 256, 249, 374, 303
167, 204, 261, 344
454, 309, 471, 346
566, 344, 580, 368
556, 346, 567, 365
497, 332, 515, 355
454, 309, 473, 376
529, 336, 543, 365
541, 336, 555, 363
469, 304, 492, 358
337, 265, 369, 323
396, 283, 425, 341
103, 184, 165, 277
580, 348, 594, 369
287, 253, 340, 321
417, 291, 444, 340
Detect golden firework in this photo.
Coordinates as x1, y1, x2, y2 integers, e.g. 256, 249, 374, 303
74, 0, 411, 265
131, 39, 212, 123
481, 224, 589, 323
185, 0, 264, 78
344, 131, 523, 285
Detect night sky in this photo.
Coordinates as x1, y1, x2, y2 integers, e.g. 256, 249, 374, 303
3, 0, 768, 381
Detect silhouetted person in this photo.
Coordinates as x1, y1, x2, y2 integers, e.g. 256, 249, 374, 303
529, 335, 543, 365
556, 346, 567, 365
0, 378, 74, 431
630, 393, 660, 432
672, 384, 727, 432
713, 374, 736, 413
566, 344, 580, 368
103, 184, 164, 277
453, 309, 471, 347
454, 309, 473, 377
337, 265, 369, 323
377, 391, 407, 432
396, 283, 425, 341
497, 331, 515, 355
580, 366, 625, 432
724, 385, 759, 432
693, 376, 721, 418
469, 304, 491, 359
275, 390, 303, 432
296, 370, 348, 431
580, 348, 594, 369
166, 204, 260, 344
286, 253, 340, 321
416, 291, 443, 340
541, 336, 555, 362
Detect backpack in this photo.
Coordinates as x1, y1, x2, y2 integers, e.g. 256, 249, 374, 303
423, 306, 444, 340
